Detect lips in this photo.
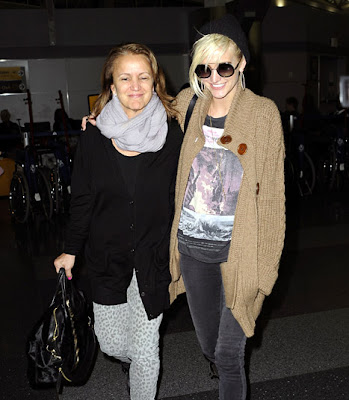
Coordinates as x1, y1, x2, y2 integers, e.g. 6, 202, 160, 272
210, 83, 225, 89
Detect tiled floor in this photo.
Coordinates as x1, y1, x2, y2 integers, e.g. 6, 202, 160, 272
0, 187, 349, 399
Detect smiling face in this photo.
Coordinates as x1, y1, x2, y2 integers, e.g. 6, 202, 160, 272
111, 53, 154, 119
201, 46, 246, 108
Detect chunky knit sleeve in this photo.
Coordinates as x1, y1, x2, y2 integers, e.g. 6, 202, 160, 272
175, 88, 197, 131
256, 101, 286, 296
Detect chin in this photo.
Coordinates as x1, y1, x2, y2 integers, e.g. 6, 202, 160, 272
211, 92, 229, 100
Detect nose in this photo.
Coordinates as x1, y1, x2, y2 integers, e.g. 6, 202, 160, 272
130, 78, 140, 91
210, 69, 221, 83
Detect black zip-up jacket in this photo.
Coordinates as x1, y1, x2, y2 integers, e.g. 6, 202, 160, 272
64, 121, 183, 319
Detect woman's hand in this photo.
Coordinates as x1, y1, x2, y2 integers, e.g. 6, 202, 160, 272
81, 114, 96, 131
54, 253, 76, 279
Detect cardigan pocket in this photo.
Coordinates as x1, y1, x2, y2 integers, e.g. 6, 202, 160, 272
252, 290, 265, 319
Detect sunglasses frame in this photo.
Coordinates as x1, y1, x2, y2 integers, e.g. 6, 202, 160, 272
195, 60, 241, 79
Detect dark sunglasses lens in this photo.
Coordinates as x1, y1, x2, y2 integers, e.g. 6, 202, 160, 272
217, 63, 235, 77
195, 65, 211, 78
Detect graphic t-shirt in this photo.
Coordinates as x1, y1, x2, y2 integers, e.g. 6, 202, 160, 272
178, 115, 243, 263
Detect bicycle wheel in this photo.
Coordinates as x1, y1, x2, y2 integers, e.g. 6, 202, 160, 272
9, 170, 30, 223
61, 180, 71, 214
316, 144, 336, 192
317, 159, 330, 192
35, 167, 53, 220
296, 151, 315, 196
303, 152, 316, 193
50, 167, 71, 214
50, 167, 60, 214
284, 156, 295, 192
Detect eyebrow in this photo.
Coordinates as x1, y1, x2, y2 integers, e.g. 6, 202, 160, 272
118, 72, 152, 76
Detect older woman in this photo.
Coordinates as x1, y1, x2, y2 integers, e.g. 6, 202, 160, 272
169, 14, 285, 400
54, 43, 183, 400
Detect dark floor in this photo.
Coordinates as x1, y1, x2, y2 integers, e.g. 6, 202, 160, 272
0, 187, 349, 400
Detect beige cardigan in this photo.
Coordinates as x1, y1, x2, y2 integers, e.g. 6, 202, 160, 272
169, 85, 286, 337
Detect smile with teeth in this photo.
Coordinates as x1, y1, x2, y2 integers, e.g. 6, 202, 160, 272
211, 83, 225, 88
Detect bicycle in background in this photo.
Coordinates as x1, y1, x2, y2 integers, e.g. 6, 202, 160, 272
49, 135, 72, 215
9, 131, 53, 223
317, 121, 349, 192
283, 114, 316, 197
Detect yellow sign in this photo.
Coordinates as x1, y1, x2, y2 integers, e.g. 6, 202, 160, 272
88, 94, 99, 114
0, 66, 26, 93
0, 67, 24, 80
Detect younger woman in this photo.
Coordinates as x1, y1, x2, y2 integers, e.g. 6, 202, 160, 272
169, 14, 286, 400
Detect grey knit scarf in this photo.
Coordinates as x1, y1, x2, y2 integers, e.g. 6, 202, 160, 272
96, 93, 168, 153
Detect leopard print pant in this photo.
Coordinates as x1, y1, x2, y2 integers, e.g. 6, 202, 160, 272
93, 271, 163, 400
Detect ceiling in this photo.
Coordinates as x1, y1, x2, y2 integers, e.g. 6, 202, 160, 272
0, 0, 348, 12
0, 0, 200, 8
291, 0, 349, 11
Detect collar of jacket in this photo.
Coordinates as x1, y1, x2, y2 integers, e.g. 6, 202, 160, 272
193, 84, 258, 197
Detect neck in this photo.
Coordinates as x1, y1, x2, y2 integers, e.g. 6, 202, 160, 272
208, 99, 231, 118
112, 139, 140, 157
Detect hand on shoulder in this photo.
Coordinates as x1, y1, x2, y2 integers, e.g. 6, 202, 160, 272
81, 114, 96, 131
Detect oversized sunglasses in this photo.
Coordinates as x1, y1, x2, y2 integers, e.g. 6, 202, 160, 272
195, 61, 241, 79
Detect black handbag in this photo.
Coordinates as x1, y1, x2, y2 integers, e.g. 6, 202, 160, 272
27, 268, 97, 393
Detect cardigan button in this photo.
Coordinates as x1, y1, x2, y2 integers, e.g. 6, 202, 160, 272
130, 248, 135, 253
130, 224, 134, 230
141, 291, 145, 297
129, 200, 134, 206
238, 143, 247, 155
220, 135, 232, 144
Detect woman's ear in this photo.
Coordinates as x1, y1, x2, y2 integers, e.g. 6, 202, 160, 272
110, 84, 116, 95
239, 57, 247, 73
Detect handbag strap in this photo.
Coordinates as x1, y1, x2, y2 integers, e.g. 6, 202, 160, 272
50, 268, 68, 307
184, 94, 198, 133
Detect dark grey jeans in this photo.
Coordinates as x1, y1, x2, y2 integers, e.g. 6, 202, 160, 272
180, 253, 247, 400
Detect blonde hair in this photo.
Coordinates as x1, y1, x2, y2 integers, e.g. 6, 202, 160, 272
93, 43, 177, 118
189, 34, 243, 98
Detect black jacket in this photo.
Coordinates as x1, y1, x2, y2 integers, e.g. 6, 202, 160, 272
64, 121, 183, 319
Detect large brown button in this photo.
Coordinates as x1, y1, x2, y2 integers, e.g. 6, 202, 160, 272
220, 135, 232, 144
238, 143, 247, 155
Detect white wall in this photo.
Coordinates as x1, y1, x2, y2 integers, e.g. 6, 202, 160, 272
0, 57, 104, 127
0, 54, 189, 127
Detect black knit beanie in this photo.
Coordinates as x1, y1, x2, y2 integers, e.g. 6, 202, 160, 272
195, 14, 250, 64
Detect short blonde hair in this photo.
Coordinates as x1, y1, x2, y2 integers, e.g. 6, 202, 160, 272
189, 34, 243, 98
